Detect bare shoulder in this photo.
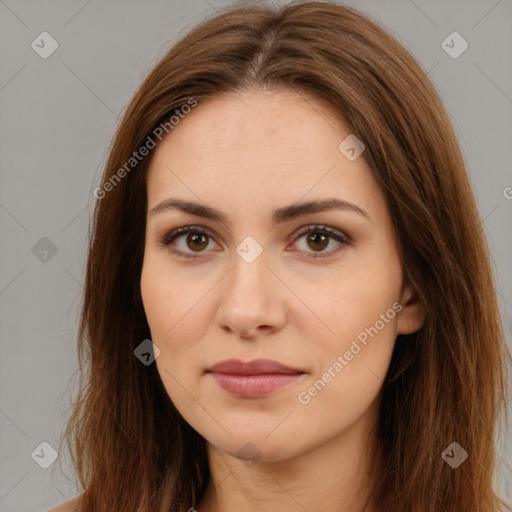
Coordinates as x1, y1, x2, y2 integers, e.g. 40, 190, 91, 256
46, 494, 82, 512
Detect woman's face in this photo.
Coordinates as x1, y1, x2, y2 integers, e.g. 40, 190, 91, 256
140, 87, 425, 464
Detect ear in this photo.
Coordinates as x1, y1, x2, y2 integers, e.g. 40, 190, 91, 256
396, 281, 427, 335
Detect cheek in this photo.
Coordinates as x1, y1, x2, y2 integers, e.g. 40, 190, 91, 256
140, 256, 212, 384
141, 271, 207, 418
297, 256, 401, 397
140, 264, 170, 337
305, 264, 401, 343
294, 312, 398, 441
141, 254, 204, 338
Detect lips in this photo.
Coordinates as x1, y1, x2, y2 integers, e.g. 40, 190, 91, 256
207, 358, 303, 375
206, 358, 306, 398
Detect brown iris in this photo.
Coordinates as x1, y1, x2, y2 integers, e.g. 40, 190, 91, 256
186, 233, 209, 252
307, 231, 329, 251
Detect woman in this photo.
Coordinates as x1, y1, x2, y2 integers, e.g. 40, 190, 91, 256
50, 1, 511, 511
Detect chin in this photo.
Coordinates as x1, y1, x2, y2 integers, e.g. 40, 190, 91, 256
205, 427, 305, 465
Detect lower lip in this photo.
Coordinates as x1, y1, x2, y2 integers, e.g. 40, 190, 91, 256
209, 372, 304, 398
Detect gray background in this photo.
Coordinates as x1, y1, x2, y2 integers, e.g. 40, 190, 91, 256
0, 0, 511, 510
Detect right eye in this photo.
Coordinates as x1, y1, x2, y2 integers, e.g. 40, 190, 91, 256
158, 225, 220, 259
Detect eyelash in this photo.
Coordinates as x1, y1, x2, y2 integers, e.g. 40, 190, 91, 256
157, 224, 351, 260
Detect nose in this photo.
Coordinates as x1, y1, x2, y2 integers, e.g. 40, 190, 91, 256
215, 249, 287, 339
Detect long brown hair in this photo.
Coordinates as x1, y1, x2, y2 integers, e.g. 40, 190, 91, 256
59, 1, 511, 510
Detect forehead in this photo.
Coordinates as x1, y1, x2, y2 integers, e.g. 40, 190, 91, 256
150, 88, 352, 170
145, 88, 382, 218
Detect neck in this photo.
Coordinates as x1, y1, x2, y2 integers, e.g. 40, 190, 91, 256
197, 402, 383, 512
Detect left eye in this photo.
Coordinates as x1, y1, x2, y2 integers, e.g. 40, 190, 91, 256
291, 225, 350, 257
159, 225, 350, 259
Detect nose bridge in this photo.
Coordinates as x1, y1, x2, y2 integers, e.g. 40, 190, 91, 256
227, 243, 270, 305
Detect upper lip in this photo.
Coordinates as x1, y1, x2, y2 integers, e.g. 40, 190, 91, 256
207, 358, 304, 375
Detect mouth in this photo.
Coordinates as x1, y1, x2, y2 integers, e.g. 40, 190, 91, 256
206, 358, 306, 398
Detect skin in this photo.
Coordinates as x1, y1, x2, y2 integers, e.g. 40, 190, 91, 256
140, 87, 426, 512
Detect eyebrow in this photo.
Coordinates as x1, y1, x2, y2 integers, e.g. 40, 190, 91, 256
148, 197, 372, 226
